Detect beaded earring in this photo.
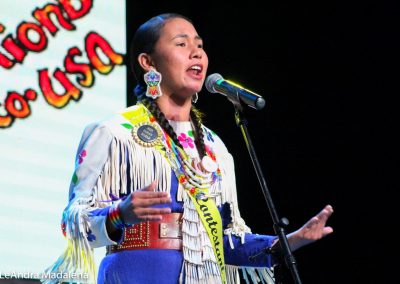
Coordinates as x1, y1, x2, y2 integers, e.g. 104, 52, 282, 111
144, 67, 162, 99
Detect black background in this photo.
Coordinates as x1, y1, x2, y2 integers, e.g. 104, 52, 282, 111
126, 1, 398, 283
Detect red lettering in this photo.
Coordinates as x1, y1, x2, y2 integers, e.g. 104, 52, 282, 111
33, 4, 76, 36
0, 23, 27, 69
1, 0, 94, 70
85, 32, 123, 74
39, 68, 82, 108
0, 108, 13, 128
24, 89, 38, 101
0, 52, 14, 69
17, 22, 47, 52
64, 47, 94, 87
3, 36, 27, 63
59, 0, 93, 20
0, 89, 37, 128
5, 92, 31, 118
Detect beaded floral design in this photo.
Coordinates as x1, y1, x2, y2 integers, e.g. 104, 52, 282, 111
144, 68, 162, 99
205, 128, 214, 142
86, 228, 96, 242
78, 149, 87, 164
71, 172, 78, 185
86, 229, 96, 242
178, 133, 195, 149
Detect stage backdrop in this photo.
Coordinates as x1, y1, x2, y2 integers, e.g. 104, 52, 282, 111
0, 0, 126, 276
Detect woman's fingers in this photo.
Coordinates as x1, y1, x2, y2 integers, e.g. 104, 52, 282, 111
132, 181, 172, 206
323, 226, 334, 236
305, 216, 319, 230
120, 181, 173, 224
307, 205, 333, 228
134, 207, 172, 222
141, 180, 160, 193
132, 192, 172, 207
287, 204, 334, 251
134, 180, 170, 199
136, 207, 171, 215
317, 205, 334, 223
134, 190, 171, 200
300, 205, 334, 239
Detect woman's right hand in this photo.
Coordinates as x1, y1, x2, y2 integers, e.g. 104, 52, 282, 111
106, 181, 172, 234
119, 180, 172, 224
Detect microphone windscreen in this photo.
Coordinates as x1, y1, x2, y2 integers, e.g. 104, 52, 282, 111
205, 73, 223, 93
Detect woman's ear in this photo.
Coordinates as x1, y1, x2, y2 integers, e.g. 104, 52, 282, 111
138, 53, 154, 72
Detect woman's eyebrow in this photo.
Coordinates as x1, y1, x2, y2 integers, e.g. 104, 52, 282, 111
171, 34, 203, 41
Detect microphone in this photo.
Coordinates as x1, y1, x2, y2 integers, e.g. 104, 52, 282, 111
205, 73, 266, 110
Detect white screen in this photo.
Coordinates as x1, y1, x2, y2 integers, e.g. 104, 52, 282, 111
0, 0, 126, 275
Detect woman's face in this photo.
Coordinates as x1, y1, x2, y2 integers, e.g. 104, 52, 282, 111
151, 17, 208, 99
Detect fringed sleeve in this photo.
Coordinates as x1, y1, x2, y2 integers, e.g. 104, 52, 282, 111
43, 111, 174, 284
42, 123, 120, 284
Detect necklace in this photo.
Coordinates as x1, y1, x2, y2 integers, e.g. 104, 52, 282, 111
162, 130, 221, 199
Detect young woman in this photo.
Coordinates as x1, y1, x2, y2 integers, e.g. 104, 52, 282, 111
45, 13, 333, 284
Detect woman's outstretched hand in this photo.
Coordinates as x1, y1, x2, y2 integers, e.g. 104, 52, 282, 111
286, 205, 334, 251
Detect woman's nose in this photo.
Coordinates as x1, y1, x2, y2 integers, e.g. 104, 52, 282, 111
190, 46, 202, 59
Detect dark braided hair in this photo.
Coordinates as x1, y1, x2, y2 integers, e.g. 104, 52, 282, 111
141, 98, 207, 158
141, 98, 180, 147
190, 108, 207, 158
130, 14, 207, 158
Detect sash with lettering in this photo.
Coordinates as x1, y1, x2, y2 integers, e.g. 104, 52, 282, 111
121, 104, 226, 283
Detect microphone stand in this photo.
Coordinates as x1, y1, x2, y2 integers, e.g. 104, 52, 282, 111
227, 96, 302, 284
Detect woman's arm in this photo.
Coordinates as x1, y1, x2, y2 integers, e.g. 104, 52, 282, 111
281, 204, 334, 251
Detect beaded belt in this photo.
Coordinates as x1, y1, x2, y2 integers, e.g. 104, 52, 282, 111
107, 213, 183, 253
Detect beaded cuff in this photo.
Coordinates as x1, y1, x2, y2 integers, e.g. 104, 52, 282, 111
108, 204, 128, 229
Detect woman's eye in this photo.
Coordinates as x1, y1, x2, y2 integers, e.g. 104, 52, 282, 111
176, 42, 186, 47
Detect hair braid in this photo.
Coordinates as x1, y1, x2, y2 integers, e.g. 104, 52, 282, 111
190, 107, 207, 159
141, 99, 181, 147
141, 99, 207, 159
